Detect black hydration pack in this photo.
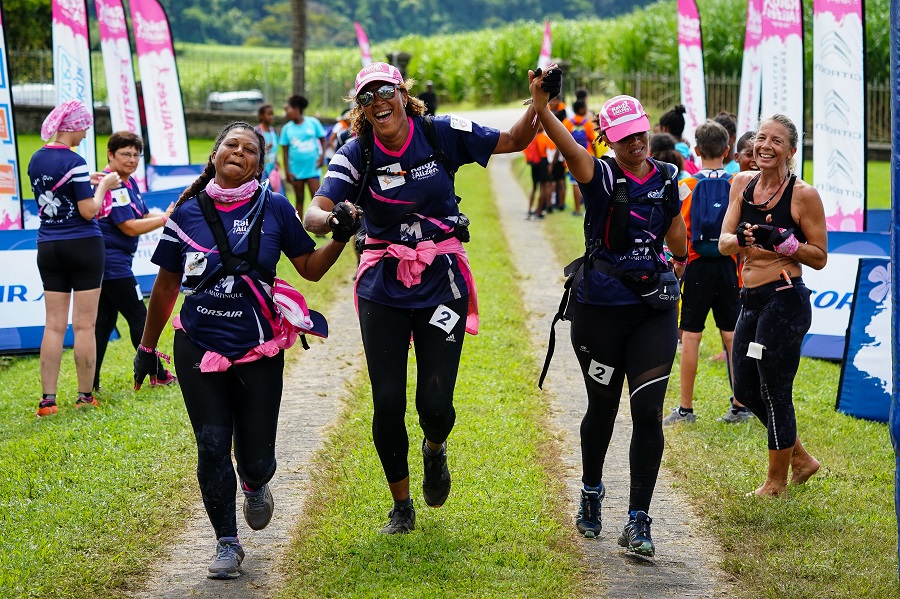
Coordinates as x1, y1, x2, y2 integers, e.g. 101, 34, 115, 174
351, 115, 469, 253
185, 189, 274, 295
538, 158, 679, 389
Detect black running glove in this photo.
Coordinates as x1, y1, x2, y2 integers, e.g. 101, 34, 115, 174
134, 346, 158, 389
735, 222, 753, 247
753, 224, 795, 251
329, 202, 362, 243
539, 67, 563, 99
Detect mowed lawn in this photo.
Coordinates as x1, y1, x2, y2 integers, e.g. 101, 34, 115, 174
1, 161, 584, 598
515, 157, 900, 599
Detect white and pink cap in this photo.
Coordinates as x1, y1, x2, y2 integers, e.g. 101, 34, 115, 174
597, 95, 651, 142
354, 62, 404, 96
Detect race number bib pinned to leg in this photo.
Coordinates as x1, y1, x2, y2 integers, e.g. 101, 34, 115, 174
429, 304, 460, 333
588, 359, 614, 385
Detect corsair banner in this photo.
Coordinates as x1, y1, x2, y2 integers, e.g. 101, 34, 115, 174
760, 0, 805, 178
813, 0, 865, 232
96, 0, 146, 190
129, 0, 189, 166
737, 0, 763, 140
677, 0, 706, 147
0, 6, 22, 230
52, 0, 96, 171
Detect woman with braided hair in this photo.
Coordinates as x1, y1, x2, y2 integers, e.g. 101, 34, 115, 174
134, 121, 344, 579
718, 114, 827, 498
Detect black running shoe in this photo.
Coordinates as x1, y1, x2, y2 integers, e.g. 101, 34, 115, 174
242, 483, 274, 531
617, 511, 655, 557
422, 439, 451, 507
380, 504, 416, 534
575, 484, 605, 538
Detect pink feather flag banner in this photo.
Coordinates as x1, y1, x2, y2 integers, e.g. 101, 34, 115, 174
537, 20, 552, 70
354, 22, 373, 67
0, 6, 22, 229
128, 0, 189, 166
96, 0, 146, 189
52, 0, 96, 170
677, 0, 706, 147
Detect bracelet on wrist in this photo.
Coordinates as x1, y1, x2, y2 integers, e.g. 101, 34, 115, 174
671, 252, 688, 264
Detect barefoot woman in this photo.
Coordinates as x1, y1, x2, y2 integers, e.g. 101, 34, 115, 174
718, 114, 826, 497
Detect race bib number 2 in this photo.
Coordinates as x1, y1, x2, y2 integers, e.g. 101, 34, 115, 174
588, 359, 614, 385
429, 304, 460, 333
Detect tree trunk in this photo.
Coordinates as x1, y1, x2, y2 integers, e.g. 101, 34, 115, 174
291, 0, 306, 96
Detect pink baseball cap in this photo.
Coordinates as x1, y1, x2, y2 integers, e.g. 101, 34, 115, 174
354, 62, 404, 95
597, 95, 650, 142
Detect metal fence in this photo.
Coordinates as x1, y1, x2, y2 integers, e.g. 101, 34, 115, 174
570, 70, 893, 144
8, 50, 893, 143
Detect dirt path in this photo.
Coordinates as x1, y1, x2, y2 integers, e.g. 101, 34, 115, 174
124, 278, 364, 599
125, 108, 733, 598
489, 153, 733, 598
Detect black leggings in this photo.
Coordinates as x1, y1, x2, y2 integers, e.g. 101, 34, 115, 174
358, 296, 468, 484
732, 280, 811, 451
93, 276, 164, 388
174, 330, 284, 539
571, 301, 678, 514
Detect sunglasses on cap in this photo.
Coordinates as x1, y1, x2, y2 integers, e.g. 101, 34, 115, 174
357, 84, 399, 107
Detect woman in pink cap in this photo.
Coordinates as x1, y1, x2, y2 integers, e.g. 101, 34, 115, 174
305, 62, 556, 535
29, 100, 122, 417
532, 77, 688, 558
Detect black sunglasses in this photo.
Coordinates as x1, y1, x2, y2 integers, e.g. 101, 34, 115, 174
357, 84, 399, 107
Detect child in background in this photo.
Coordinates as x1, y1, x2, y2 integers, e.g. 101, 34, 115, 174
255, 104, 281, 192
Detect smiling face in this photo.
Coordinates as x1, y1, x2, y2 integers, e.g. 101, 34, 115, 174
753, 119, 796, 173
736, 144, 758, 172
107, 145, 141, 178
212, 128, 263, 188
605, 130, 650, 174
360, 81, 409, 142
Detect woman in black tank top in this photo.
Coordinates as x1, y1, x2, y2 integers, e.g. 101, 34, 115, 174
717, 114, 828, 499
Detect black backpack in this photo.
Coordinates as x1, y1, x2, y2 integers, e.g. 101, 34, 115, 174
538, 158, 679, 389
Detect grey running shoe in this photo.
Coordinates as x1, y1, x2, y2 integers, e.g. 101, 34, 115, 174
718, 407, 751, 424
242, 483, 274, 530
422, 440, 451, 507
575, 485, 605, 538
380, 504, 416, 534
662, 407, 697, 426
618, 511, 655, 557
208, 537, 244, 579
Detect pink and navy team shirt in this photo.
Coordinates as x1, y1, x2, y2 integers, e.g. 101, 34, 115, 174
578, 158, 680, 306
28, 146, 100, 242
100, 175, 149, 280
152, 190, 315, 358
318, 115, 499, 308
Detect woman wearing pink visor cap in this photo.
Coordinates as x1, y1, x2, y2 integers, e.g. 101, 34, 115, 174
306, 61, 556, 535
531, 77, 688, 558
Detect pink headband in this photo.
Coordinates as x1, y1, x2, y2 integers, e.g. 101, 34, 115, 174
41, 100, 94, 141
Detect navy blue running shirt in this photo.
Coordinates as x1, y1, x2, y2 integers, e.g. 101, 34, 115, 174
28, 146, 100, 242
100, 175, 150, 280
152, 190, 315, 358
318, 114, 499, 308
578, 158, 680, 306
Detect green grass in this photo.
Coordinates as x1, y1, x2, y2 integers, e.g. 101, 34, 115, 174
0, 234, 357, 598
513, 157, 900, 599
277, 164, 582, 598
